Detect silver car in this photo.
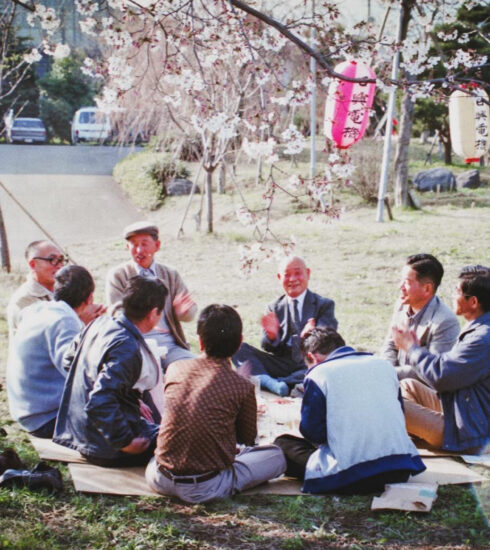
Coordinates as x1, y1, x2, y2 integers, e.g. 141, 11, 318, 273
7, 117, 47, 144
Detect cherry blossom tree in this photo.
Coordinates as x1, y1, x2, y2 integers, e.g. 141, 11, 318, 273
8, 0, 490, 270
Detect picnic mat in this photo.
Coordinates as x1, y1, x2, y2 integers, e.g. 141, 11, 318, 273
66, 456, 486, 497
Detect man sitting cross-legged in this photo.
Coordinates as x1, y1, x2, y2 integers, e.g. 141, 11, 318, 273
392, 265, 490, 453
7, 265, 104, 439
146, 304, 286, 504
54, 276, 167, 467
233, 255, 337, 396
274, 327, 425, 495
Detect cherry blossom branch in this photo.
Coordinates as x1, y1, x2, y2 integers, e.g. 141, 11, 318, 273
228, 0, 376, 84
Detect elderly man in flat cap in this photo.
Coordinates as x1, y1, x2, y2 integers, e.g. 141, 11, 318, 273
106, 221, 197, 369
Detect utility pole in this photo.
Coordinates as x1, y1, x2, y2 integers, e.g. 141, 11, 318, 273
376, 5, 403, 222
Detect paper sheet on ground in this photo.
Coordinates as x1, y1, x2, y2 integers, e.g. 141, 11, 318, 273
30, 436, 87, 464
372, 482, 438, 512
66, 456, 485, 497
461, 454, 490, 468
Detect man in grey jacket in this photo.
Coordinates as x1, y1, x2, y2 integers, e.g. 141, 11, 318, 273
381, 253, 460, 380
106, 221, 196, 369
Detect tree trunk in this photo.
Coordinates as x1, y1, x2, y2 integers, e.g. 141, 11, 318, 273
394, 89, 415, 207
392, 0, 417, 208
218, 162, 226, 194
439, 122, 452, 165
0, 201, 11, 272
205, 169, 213, 233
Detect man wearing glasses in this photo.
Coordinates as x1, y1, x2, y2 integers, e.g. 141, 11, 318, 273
7, 240, 66, 335
392, 265, 490, 453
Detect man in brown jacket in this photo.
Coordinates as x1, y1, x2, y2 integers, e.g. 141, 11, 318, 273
105, 221, 196, 369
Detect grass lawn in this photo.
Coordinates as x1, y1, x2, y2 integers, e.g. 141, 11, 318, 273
0, 142, 489, 549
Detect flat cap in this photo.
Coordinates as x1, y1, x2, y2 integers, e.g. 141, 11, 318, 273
123, 221, 159, 241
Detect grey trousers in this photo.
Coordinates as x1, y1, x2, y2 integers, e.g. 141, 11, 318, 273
146, 445, 286, 503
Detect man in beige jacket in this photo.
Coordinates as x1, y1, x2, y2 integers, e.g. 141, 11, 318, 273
7, 240, 66, 336
106, 221, 197, 369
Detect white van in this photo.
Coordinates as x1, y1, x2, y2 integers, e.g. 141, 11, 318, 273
71, 107, 111, 144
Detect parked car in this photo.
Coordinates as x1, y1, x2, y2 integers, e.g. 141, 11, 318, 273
7, 117, 47, 144
71, 107, 111, 144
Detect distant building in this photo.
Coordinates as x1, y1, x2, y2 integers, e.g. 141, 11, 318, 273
4, 0, 100, 51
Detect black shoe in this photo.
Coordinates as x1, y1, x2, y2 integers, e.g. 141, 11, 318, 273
0, 461, 63, 492
0, 448, 26, 474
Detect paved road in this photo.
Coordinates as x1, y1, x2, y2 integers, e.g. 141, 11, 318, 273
0, 143, 142, 175
0, 144, 143, 265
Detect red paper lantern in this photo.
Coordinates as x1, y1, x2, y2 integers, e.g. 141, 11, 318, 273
449, 87, 489, 164
324, 59, 376, 149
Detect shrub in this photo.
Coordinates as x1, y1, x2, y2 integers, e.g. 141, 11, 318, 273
349, 152, 383, 204
113, 150, 191, 210
177, 135, 203, 162
148, 156, 190, 185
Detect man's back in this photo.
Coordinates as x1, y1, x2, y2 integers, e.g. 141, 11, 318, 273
54, 314, 159, 460
155, 356, 256, 475
301, 348, 424, 493
304, 352, 410, 455
7, 300, 82, 432
6, 277, 52, 335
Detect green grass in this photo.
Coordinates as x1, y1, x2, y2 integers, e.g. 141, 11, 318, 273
0, 142, 489, 548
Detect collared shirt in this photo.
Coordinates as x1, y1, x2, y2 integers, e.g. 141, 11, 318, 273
155, 356, 257, 475
405, 296, 434, 328
134, 260, 157, 279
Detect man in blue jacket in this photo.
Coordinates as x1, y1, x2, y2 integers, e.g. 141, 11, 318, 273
54, 276, 167, 466
7, 265, 104, 438
392, 265, 490, 453
233, 256, 337, 396
274, 327, 425, 494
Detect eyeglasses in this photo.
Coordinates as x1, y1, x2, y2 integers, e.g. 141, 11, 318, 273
33, 255, 67, 267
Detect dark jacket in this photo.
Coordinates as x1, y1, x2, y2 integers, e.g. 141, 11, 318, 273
261, 289, 337, 364
407, 311, 490, 452
54, 314, 159, 459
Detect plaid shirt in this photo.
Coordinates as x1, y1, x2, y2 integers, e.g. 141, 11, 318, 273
155, 355, 257, 475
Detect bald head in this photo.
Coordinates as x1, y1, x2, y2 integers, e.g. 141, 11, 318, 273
277, 255, 310, 298
25, 240, 65, 291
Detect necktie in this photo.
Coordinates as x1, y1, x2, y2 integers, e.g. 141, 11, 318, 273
141, 268, 154, 278
292, 299, 301, 333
